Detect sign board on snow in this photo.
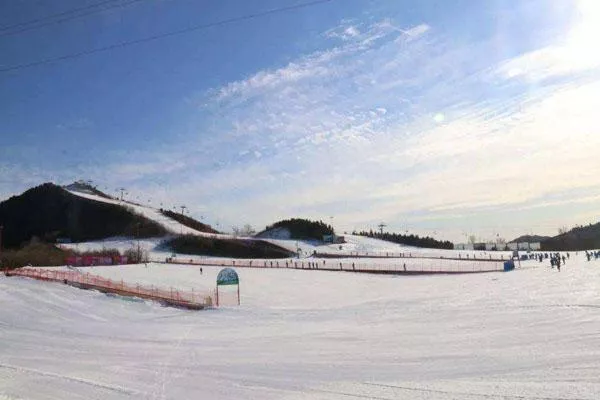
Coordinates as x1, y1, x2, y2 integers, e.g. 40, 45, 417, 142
217, 268, 239, 286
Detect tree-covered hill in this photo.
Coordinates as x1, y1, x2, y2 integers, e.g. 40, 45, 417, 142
0, 183, 166, 249
354, 230, 454, 250
256, 218, 334, 241
166, 235, 293, 259
541, 222, 600, 251
159, 209, 219, 234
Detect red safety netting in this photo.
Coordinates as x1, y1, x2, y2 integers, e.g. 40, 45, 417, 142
5, 267, 214, 309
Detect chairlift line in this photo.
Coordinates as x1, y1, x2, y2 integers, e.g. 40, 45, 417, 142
0, 0, 334, 73
0, 0, 125, 32
0, 0, 149, 38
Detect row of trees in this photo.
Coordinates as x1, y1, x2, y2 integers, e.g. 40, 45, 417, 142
159, 209, 219, 234
166, 235, 292, 259
354, 230, 454, 249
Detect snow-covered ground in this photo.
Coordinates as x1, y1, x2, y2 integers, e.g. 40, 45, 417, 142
58, 237, 168, 255
266, 234, 511, 260
2, 254, 600, 399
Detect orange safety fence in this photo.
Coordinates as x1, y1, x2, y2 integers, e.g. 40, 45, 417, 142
5, 267, 214, 309
169, 257, 511, 273
314, 250, 511, 261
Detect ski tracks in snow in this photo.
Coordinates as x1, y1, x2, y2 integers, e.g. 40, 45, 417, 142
0, 363, 139, 396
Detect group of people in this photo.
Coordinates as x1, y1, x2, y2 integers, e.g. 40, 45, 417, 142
585, 251, 600, 261
548, 253, 567, 271
528, 250, 600, 270
529, 252, 569, 263
524, 252, 570, 271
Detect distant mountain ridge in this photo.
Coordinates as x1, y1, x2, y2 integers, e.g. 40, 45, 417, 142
540, 222, 600, 251
511, 224, 600, 251
509, 235, 552, 243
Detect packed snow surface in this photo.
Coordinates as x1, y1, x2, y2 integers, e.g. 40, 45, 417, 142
2, 255, 600, 399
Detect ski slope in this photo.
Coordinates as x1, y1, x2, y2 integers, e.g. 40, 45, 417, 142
66, 189, 233, 239
2, 254, 600, 399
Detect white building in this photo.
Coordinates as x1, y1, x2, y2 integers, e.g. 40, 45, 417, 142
454, 243, 474, 250
485, 243, 498, 251
507, 242, 541, 251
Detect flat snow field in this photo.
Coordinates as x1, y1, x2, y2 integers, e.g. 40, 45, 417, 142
1, 255, 600, 399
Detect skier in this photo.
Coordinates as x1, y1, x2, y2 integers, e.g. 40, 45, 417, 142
556, 256, 561, 272
561, 255, 566, 265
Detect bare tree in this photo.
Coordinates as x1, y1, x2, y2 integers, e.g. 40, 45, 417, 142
241, 224, 256, 237
468, 234, 477, 244
558, 226, 568, 235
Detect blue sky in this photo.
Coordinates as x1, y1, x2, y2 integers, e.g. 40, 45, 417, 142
1, 0, 600, 242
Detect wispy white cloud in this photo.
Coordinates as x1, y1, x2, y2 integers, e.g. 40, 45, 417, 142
495, 0, 600, 82
6, 9, 600, 241
325, 23, 361, 41
189, 15, 600, 239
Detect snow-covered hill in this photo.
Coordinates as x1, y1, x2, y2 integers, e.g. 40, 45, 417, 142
66, 189, 233, 239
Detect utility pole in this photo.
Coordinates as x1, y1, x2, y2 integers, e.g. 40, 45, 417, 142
136, 223, 141, 263
0, 225, 3, 266
329, 216, 334, 240
179, 206, 187, 235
